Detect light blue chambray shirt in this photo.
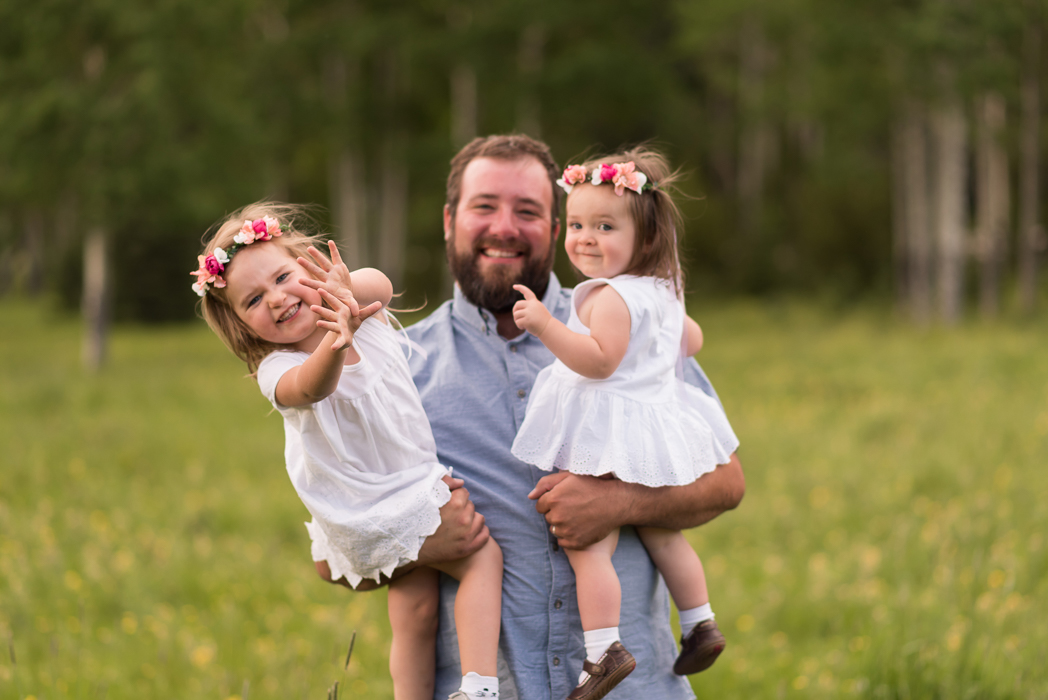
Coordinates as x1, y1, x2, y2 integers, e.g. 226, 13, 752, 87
407, 273, 726, 700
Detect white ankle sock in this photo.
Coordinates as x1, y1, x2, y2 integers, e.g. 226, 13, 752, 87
679, 603, 714, 638
460, 671, 498, 698
579, 627, 620, 684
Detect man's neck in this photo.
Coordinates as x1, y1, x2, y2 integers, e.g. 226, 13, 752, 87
494, 311, 524, 340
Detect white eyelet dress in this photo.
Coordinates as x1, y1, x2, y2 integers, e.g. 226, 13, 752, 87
257, 315, 452, 588
511, 275, 739, 487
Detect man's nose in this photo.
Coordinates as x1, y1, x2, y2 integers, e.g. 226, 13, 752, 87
489, 205, 517, 237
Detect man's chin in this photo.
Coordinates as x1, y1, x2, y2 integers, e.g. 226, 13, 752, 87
450, 250, 551, 314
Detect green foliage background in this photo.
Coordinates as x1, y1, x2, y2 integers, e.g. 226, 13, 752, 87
2, 0, 1045, 319
2, 299, 1046, 698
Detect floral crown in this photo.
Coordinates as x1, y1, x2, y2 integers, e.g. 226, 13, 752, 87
556, 161, 654, 196
191, 216, 288, 296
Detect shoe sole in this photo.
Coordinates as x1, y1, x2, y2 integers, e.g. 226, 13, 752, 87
673, 639, 725, 675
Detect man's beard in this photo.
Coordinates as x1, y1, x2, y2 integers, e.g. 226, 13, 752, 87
447, 234, 555, 314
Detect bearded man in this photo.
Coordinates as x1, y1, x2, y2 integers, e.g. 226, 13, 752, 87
398, 134, 745, 700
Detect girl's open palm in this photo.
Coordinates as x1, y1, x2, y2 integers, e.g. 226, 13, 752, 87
299, 240, 359, 315
312, 288, 382, 351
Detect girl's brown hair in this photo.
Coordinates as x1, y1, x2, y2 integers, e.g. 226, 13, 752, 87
576, 146, 686, 290
196, 202, 325, 373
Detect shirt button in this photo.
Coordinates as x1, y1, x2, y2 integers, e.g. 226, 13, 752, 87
510, 345, 518, 353
554, 599, 563, 609
553, 656, 561, 666
517, 389, 526, 398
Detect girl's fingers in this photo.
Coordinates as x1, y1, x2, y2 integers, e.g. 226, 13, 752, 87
357, 300, 383, 321
326, 239, 344, 267
512, 284, 536, 300
305, 245, 333, 270
297, 256, 327, 279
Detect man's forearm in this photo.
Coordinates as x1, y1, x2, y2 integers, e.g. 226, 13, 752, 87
618, 453, 745, 531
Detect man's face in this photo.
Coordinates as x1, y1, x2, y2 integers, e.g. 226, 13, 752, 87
444, 156, 560, 313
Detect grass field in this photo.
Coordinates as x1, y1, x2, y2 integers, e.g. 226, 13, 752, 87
1, 298, 1046, 699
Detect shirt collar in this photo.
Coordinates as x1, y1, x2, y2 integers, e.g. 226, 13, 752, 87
451, 272, 565, 337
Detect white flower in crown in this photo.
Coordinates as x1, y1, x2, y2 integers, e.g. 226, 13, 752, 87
213, 247, 229, 264
557, 164, 589, 194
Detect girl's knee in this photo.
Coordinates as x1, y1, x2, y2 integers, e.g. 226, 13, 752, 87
315, 559, 334, 582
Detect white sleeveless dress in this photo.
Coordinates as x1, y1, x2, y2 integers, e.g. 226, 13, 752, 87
257, 315, 451, 587
511, 275, 739, 487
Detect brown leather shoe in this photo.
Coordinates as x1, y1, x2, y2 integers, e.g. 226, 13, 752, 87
673, 619, 726, 675
566, 641, 636, 700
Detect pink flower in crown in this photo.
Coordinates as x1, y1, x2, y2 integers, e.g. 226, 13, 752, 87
234, 220, 257, 245
598, 163, 617, 183
191, 252, 228, 296
556, 164, 590, 194
609, 161, 648, 196
203, 253, 224, 276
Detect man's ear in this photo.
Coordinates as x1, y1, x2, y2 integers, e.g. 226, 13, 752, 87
443, 204, 453, 242
551, 217, 561, 244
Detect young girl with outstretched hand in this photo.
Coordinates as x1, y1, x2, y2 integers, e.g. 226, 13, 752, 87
192, 203, 503, 700
510, 149, 739, 700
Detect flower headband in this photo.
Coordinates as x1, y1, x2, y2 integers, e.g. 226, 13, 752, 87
191, 216, 287, 296
556, 161, 653, 196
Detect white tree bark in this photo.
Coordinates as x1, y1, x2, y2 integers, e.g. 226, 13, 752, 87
82, 227, 108, 371
324, 52, 368, 269
516, 23, 545, 137
451, 63, 477, 148
1019, 23, 1043, 313
931, 95, 968, 325
898, 102, 933, 324
737, 19, 777, 237
974, 92, 1010, 318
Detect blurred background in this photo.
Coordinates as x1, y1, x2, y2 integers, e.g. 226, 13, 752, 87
2, 1, 1047, 698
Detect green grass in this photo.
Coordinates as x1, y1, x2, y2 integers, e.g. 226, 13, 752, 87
1, 299, 1046, 699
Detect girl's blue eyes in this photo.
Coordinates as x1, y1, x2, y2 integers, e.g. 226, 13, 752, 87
246, 272, 290, 308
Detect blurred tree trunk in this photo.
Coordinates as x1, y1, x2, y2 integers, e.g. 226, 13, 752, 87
974, 91, 1009, 318
516, 23, 545, 138
82, 227, 108, 371
451, 63, 477, 148
737, 19, 776, 238
931, 88, 968, 325
895, 102, 933, 324
325, 52, 368, 269
23, 209, 45, 295
377, 50, 408, 291
1019, 21, 1043, 313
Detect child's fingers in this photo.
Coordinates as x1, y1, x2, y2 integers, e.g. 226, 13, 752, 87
356, 300, 382, 321
297, 256, 327, 279
305, 245, 333, 271
512, 284, 536, 300
326, 239, 344, 267
316, 288, 347, 310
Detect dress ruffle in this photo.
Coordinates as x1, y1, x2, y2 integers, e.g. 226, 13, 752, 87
511, 375, 738, 487
307, 470, 452, 587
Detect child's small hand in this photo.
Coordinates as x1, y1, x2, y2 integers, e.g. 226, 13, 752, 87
299, 240, 356, 309
512, 284, 552, 336
312, 288, 382, 352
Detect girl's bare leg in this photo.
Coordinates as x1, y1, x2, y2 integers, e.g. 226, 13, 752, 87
563, 529, 621, 630
432, 537, 503, 677
388, 566, 440, 700
637, 527, 708, 610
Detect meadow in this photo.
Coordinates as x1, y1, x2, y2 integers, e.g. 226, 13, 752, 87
1, 298, 1045, 699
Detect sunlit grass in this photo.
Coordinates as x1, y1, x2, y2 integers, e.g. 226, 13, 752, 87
1, 298, 1046, 698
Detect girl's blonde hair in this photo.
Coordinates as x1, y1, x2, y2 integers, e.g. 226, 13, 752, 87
196, 202, 325, 373
576, 146, 686, 290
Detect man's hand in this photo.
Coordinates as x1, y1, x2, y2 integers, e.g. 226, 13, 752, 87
415, 475, 490, 566
529, 472, 628, 549
512, 284, 553, 336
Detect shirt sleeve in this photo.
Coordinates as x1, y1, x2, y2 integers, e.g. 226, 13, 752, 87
256, 351, 308, 407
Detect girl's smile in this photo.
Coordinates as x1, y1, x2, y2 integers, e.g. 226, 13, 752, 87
564, 184, 637, 279
222, 243, 326, 352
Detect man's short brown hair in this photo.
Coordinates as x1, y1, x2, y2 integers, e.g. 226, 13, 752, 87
446, 134, 562, 228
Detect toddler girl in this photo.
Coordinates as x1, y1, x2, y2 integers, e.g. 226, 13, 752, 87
193, 203, 503, 700
510, 149, 738, 699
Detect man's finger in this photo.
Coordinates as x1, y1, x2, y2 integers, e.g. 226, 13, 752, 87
528, 470, 571, 500
512, 284, 536, 300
